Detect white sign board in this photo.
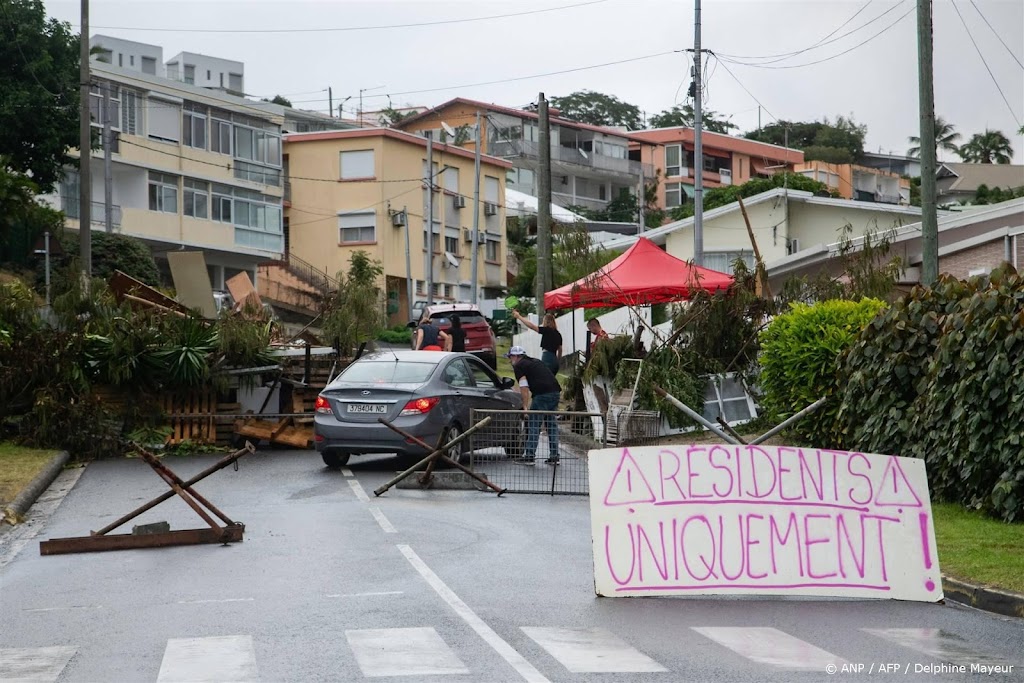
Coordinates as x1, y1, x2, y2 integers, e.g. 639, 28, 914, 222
588, 445, 942, 602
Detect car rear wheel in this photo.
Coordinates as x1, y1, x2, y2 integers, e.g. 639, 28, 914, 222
321, 451, 350, 469
441, 423, 470, 465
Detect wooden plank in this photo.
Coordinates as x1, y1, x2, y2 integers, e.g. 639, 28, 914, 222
269, 417, 293, 440
39, 524, 245, 555
271, 425, 313, 449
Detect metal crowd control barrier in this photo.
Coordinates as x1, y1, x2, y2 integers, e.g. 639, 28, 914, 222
466, 409, 661, 496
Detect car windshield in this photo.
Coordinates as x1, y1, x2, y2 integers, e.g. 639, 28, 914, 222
431, 313, 486, 325
338, 361, 436, 384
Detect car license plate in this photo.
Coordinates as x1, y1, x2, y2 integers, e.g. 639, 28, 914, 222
347, 403, 387, 414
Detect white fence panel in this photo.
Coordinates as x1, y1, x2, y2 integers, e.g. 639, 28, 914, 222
512, 306, 654, 357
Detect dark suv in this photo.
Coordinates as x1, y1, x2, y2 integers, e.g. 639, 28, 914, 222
411, 303, 497, 368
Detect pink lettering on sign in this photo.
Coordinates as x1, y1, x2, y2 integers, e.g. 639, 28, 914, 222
592, 446, 941, 601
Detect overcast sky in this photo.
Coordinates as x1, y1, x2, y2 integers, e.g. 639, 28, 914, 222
48, 0, 1024, 162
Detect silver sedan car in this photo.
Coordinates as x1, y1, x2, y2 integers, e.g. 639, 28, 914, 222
314, 350, 524, 468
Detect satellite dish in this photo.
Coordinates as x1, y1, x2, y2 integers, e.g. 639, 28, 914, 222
441, 121, 456, 139
444, 251, 460, 268
578, 148, 589, 159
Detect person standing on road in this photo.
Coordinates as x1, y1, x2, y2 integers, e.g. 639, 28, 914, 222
506, 346, 561, 464
513, 310, 562, 375
414, 314, 449, 352
446, 314, 466, 353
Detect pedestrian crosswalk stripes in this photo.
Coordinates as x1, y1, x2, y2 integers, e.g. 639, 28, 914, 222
0, 645, 76, 682
2, 625, 1018, 681
156, 635, 258, 683
862, 628, 1017, 666
692, 626, 849, 671
521, 627, 667, 673
345, 627, 469, 677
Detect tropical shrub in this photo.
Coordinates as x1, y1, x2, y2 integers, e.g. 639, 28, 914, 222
841, 267, 1024, 522
758, 298, 886, 448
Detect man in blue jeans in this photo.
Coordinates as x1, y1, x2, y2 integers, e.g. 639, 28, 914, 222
506, 346, 561, 464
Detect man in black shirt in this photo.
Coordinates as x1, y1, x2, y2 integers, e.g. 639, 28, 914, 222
507, 346, 561, 464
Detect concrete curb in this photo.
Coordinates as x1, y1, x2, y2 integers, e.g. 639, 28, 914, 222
942, 575, 1024, 619
396, 471, 492, 490
2, 450, 70, 524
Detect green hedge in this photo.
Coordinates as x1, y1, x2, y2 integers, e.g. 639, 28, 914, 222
841, 268, 1024, 522
759, 298, 886, 448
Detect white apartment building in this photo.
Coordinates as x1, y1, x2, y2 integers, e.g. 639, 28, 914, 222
90, 35, 163, 76
44, 43, 286, 289
165, 52, 245, 95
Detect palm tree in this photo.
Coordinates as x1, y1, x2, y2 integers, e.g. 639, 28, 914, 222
907, 116, 961, 158
959, 129, 1014, 164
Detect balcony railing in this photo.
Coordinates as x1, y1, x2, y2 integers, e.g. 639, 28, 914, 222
489, 139, 654, 178
60, 197, 122, 229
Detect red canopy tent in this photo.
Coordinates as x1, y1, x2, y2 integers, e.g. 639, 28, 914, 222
544, 237, 734, 309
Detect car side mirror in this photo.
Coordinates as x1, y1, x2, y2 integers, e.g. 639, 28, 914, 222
406, 321, 417, 329
500, 377, 515, 389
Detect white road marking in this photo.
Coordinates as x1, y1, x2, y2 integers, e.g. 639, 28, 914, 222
863, 628, 1015, 665
522, 627, 667, 673
326, 591, 404, 598
341, 467, 354, 477
368, 506, 397, 533
693, 627, 848, 671
176, 598, 254, 605
0, 646, 76, 682
398, 544, 551, 683
157, 635, 258, 682
22, 605, 102, 613
347, 479, 370, 502
345, 627, 468, 677
0, 468, 85, 570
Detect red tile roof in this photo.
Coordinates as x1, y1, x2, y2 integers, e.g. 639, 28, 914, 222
283, 127, 512, 167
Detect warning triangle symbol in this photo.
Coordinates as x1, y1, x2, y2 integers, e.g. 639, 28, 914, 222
603, 449, 657, 506
873, 457, 924, 507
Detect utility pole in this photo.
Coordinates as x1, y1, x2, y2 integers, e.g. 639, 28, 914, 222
637, 171, 645, 235
102, 81, 113, 233
79, 0, 92, 280
692, 0, 705, 267
470, 112, 482, 304
328, 87, 333, 118
917, 0, 938, 285
402, 205, 412, 319
536, 93, 552, 318
425, 133, 435, 305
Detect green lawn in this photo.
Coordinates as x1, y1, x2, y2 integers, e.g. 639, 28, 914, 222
495, 339, 514, 378
932, 503, 1024, 594
0, 443, 58, 507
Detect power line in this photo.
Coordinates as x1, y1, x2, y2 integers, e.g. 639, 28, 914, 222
716, 0, 891, 62
716, 5, 914, 70
286, 50, 682, 104
712, 57, 780, 124
951, 0, 1022, 125
79, 0, 607, 34
968, 0, 1024, 71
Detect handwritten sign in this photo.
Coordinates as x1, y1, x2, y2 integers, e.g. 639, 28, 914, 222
588, 445, 942, 602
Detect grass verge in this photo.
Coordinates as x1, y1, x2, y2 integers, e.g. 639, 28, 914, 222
932, 502, 1024, 594
0, 442, 59, 507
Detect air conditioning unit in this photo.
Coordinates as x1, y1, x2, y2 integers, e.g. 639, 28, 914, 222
463, 228, 474, 243
787, 238, 800, 255
391, 211, 406, 227
483, 202, 498, 216
452, 195, 466, 209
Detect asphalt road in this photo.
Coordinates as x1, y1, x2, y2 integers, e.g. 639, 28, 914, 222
0, 449, 1020, 682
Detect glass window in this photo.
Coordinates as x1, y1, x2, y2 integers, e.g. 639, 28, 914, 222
338, 361, 436, 384
148, 99, 180, 142
444, 235, 458, 254
121, 90, 138, 135
234, 127, 254, 160
665, 144, 682, 177
339, 211, 375, 243
704, 250, 754, 274
485, 239, 499, 262
467, 360, 499, 388
484, 176, 499, 203
148, 172, 178, 213
443, 167, 459, 193
183, 179, 209, 219
340, 150, 375, 179
665, 182, 682, 208
212, 194, 232, 223
441, 359, 472, 387
183, 112, 206, 149
211, 119, 232, 155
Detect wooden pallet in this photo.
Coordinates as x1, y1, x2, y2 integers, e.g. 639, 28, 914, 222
161, 390, 217, 445
234, 415, 313, 449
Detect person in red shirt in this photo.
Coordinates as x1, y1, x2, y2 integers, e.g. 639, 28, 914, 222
587, 317, 609, 354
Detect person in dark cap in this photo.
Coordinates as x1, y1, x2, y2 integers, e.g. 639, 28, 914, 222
506, 346, 561, 464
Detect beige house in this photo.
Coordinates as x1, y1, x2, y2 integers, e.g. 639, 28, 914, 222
597, 188, 923, 275
281, 128, 512, 324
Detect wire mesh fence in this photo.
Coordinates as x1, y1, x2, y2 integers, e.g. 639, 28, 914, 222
465, 409, 602, 495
